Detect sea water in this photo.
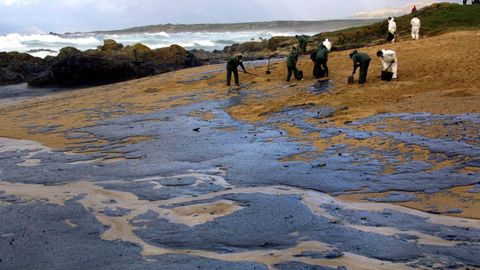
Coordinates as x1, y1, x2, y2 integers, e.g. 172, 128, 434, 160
0, 31, 315, 58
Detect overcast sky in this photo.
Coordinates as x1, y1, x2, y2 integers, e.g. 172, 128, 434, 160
0, 0, 460, 34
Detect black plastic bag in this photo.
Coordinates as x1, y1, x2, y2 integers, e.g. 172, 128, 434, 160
387, 32, 395, 41
381, 70, 394, 81
294, 70, 303, 80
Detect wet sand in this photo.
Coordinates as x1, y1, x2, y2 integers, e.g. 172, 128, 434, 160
0, 31, 479, 269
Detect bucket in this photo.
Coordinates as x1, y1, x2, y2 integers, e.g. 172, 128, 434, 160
381, 70, 394, 81
294, 70, 303, 80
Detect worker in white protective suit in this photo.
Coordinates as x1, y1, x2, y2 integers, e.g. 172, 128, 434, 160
387, 17, 397, 43
410, 15, 421, 40
377, 49, 398, 79
322, 38, 332, 51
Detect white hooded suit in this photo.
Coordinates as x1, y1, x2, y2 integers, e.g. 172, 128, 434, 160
322, 39, 332, 51
388, 18, 397, 43
380, 49, 398, 79
411, 17, 421, 40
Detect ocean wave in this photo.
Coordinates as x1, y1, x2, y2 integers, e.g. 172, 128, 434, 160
145, 31, 170, 38
145, 43, 170, 49
0, 35, 26, 51
0, 33, 100, 51
215, 39, 237, 44
29, 50, 59, 58
104, 34, 120, 39
193, 40, 216, 47
147, 39, 215, 49
20, 33, 100, 44
0, 30, 312, 56
174, 40, 215, 48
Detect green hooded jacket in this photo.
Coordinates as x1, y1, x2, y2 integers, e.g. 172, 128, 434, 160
297, 35, 309, 46
286, 50, 299, 68
316, 45, 329, 60
227, 56, 246, 71
352, 52, 371, 64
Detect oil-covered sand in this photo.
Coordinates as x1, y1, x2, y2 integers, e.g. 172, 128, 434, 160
0, 31, 479, 270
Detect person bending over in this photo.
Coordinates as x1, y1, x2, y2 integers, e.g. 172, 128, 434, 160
377, 49, 398, 80
350, 50, 371, 84
226, 55, 247, 86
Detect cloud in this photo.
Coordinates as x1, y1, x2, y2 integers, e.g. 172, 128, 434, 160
1, 0, 38, 6
0, 0, 458, 34
351, 1, 434, 19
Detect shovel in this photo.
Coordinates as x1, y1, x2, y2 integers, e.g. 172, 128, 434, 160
347, 74, 355, 84
245, 71, 264, 78
265, 57, 272, 75
245, 71, 271, 82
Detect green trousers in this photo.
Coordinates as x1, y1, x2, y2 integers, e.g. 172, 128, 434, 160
359, 59, 371, 84
287, 65, 298, 81
226, 68, 239, 86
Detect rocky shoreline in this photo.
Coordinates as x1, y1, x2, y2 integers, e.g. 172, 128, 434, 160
1, 30, 480, 269
0, 32, 372, 88
2, 3, 478, 88
0, 35, 292, 88
0, 40, 201, 88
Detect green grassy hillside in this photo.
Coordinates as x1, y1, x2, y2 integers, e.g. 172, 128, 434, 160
309, 3, 480, 50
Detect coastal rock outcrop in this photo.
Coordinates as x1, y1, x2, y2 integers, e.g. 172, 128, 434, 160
98, 39, 124, 51
29, 41, 202, 87
1, 40, 202, 88
0, 52, 47, 86
191, 36, 295, 64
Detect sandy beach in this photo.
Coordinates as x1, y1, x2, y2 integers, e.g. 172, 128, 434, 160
0, 30, 479, 269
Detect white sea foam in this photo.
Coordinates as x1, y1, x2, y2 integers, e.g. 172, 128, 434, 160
147, 40, 215, 49
29, 50, 58, 58
145, 31, 170, 38
194, 40, 216, 47
0, 33, 101, 54
0, 30, 315, 58
6, 33, 100, 45
0, 34, 26, 51
146, 43, 172, 49
104, 34, 120, 39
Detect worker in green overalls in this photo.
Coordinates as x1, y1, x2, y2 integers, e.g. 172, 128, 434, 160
295, 35, 309, 54
226, 55, 247, 86
286, 47, 300, 82
350, 50, 371, 84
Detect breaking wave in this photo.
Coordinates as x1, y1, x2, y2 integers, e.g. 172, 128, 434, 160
0, 30, 315, 58
145, 31, 171, 38
0, 33, 101, 53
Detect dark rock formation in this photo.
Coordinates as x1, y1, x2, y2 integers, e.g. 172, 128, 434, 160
98, 39, 124, 51
0, 52, 47, 86
29, 40, 202, 87
1, 40, 202, 88
228, 41, 269, 53
267, 36, 294, 51
191, 36, 294, 65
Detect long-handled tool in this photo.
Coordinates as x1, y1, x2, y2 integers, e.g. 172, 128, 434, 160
265, 57, 272, 75
244, 71, 271, 82
347, 73, 355, 84
245, 71, 265, 78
